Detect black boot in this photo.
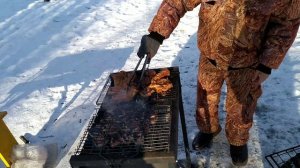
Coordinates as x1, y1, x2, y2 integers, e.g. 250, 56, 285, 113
230, 144, 248, 166
192, 126, 221, 150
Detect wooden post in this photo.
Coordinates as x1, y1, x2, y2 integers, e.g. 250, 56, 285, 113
0, 111, 18, 168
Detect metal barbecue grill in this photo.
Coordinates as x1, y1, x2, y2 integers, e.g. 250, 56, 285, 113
266, 145, 300, 168
70, 67, 191, 168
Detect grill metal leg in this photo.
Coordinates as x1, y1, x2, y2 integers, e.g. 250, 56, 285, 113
178, 81, 192, 168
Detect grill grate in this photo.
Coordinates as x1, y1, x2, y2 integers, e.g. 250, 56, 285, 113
71, 67, 181, 168
265, 145, 300, 168
151, 88, 177, 101
76, 101, 151, 159
143, 105, 172, 152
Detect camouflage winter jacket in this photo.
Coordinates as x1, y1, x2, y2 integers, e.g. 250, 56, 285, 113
148, 0, 300, 69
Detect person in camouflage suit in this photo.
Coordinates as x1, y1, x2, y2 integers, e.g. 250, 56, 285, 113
137, 0, 300, 166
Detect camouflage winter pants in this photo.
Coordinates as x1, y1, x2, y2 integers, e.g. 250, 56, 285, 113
196, 56, 262, 146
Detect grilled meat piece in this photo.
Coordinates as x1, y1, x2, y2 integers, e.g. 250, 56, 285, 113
108, 71, 139, 102
146, 69, 157, 78
152, 68, 170, 81
108, 69, 172, 101
146, 82, 173, 96
107, 86, 139, 103
140, 70, 157, 87
142, 69, 173, 96
110, 71, 133, 87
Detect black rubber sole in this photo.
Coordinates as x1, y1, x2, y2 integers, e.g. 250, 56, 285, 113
192, 126, 222, 150
230, 144, 248, 167
232, 159, 248, 166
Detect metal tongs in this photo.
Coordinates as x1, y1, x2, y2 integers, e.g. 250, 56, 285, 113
128, 54, 151, 89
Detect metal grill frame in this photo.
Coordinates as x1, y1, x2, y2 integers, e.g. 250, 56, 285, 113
265, 145, 300, 168
70, 67, 182, 168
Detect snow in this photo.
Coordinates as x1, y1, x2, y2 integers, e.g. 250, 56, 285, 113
11, 144, 48, 168
0, 0, 299, 168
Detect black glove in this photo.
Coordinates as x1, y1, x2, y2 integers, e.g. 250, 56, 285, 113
256, 63, 271, 75
255, 63, 271, 84
137, 32, 165, 59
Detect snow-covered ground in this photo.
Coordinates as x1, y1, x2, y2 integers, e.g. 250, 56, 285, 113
0, 0, 299, 167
